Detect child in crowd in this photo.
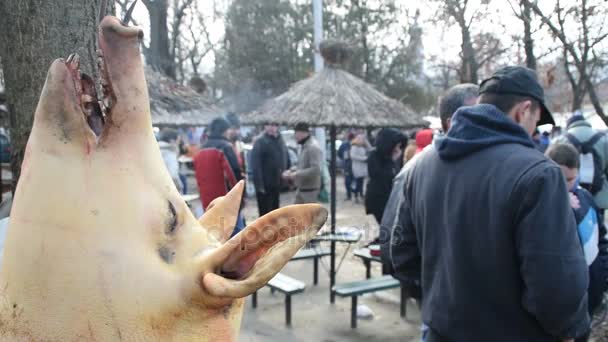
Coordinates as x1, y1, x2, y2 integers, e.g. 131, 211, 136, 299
546, 143, 608, 342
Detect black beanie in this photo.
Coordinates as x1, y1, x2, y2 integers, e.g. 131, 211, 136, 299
209, 117, 231, 137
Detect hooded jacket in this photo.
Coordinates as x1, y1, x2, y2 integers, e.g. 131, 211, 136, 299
390, 104, 590, 341
202, 135, 242, 182
365, 128, 406, 223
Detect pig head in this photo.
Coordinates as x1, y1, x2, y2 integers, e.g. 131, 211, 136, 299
0, 16, 327, 341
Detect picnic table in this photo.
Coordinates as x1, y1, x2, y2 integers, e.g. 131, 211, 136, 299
353, 247, 381, 279
309, 229, 362, 297
311, 230, 362, 244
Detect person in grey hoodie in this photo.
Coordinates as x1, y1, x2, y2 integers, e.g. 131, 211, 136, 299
388, 67, 589, 341
380, 83, 479, 272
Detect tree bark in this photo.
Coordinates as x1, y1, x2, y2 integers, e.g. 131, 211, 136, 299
460, 23, 478, 84
445, 0, 479, 84
0, 0, 114, 191
521, 0, 536, 70
144, 0, 175, 79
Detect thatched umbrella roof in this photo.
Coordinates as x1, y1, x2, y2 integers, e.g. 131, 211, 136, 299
242, 42, 427, 128
146, 68, 223, 127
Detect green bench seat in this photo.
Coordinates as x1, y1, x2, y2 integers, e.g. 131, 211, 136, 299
333, 275, 405, 328
290, 247, 330, 285
252, 273, 306, 327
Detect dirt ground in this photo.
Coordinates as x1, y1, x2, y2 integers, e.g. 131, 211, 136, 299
237, 184, 422, 342
186, 174, 607, 341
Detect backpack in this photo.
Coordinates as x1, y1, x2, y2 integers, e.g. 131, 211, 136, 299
566, 132, 606, 195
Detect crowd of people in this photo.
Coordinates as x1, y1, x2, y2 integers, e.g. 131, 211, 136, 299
154, 64, 608, 341
379, 66, 608, 342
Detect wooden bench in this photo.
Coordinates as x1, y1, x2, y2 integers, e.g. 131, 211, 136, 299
252, 273, 306, 327
290, 247, 331, 285
332, 275, 405, 328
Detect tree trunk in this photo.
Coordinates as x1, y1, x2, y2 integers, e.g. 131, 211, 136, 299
521, 0, 536, 70
0, 0, 114, 192
460, 23, 478, 84
585, 76, 608, 124
145, 0, 176, 79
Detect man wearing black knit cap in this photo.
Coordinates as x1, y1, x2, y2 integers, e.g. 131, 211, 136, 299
392, 66, 589, 341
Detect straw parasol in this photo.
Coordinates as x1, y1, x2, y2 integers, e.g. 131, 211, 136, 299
243, 40, 428, 303
146, 68, 223, 127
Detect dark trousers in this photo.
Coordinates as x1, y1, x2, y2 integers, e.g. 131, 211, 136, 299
353, 177, 364, 197
344, 172, 353, 199
256, 189, 280, 216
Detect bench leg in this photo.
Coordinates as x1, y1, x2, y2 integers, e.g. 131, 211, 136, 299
400, 286, 407, 318
313, 257, 319, 285
351, 296, 358, 329
365, 260, 371, 279
252, 291, 257, 309
286, 295, 292, 327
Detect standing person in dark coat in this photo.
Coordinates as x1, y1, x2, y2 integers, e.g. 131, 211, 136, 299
338, 132, 355, 200
391, 66, 590, 341
365, 128, 406, 224
202, 117, 242, 182
250, 124, 289, 216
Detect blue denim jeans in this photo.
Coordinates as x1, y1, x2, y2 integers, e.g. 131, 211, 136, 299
231, 213, 246, 237
421, 323, 429, 342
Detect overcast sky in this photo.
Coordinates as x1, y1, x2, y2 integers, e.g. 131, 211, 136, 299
125, 0, 604, 76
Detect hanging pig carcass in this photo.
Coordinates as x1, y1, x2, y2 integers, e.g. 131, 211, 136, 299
0, 15, 327, 341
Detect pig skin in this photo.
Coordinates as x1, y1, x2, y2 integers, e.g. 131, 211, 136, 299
0, 16, 327, 341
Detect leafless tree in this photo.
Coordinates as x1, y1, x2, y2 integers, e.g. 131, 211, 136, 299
507, 0, 537, 70
522, 0, 607, 121
433, 0, 502, 84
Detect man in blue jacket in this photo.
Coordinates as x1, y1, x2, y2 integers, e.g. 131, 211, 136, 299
391, 66, 590, 341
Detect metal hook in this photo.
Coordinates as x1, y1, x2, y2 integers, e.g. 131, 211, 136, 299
122, 0, 139, 26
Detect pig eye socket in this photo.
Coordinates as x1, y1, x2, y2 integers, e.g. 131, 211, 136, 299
166, 201, 178, 234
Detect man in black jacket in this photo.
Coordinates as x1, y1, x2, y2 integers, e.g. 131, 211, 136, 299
391, 66, 590, 341
202, 117, 242, 182
250, 124, 289, 216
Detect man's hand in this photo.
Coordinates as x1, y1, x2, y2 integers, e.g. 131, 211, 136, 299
569, 192, 581, 210
282, 170, 294, 181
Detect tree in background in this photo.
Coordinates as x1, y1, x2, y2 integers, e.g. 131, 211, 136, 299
0, 0, 114, 186
214, 0, 313, 113
326, 1, 434, 112
522, 0, 607, 122
432, 0, 508, 84
126, 0, 206, 81
215, 0, 435, 113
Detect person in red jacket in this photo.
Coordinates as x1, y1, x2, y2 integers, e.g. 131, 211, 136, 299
194, 117, 245, 237
194, 148, 237, 210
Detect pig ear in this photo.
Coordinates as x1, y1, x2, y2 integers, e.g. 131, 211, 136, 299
201, 204, 327, 298
198, 181, 244, 243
